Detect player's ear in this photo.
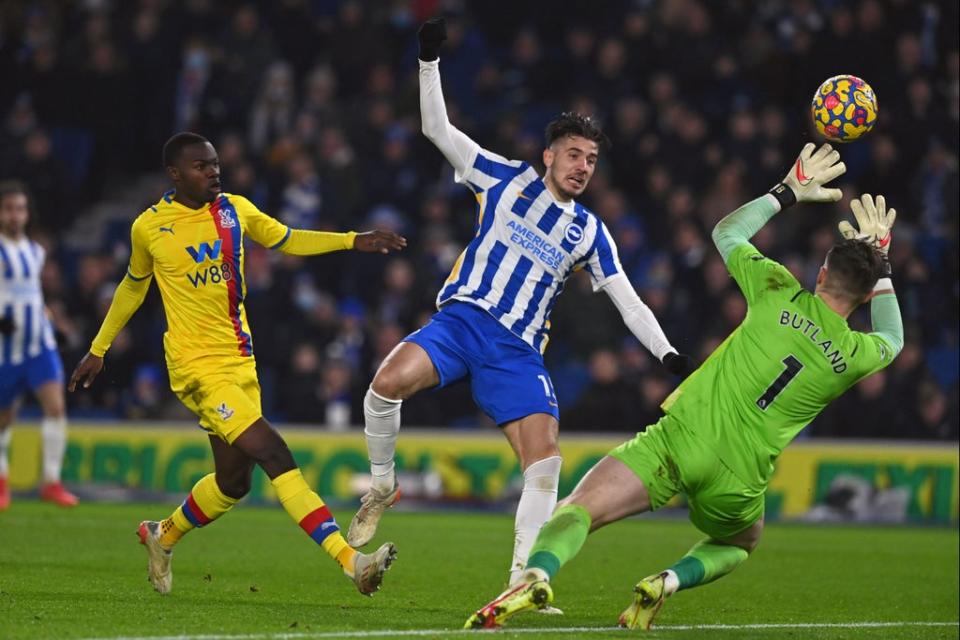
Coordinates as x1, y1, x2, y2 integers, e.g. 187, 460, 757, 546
816, 265, 827, 286
543, 147, 554, 169
165, 165, 179, 182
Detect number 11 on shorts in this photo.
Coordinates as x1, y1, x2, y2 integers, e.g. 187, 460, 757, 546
537, 374, 556, 400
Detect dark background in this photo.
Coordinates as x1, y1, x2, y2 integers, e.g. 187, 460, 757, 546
1, 0, 956, 439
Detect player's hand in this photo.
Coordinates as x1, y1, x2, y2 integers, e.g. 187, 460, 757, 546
838, 194, 896, 256
662, 352, 694, 378
781, 143, 846, 204
354, 230, 407, 254
0, 316, 13, 336
418, 17, 447, 61
68, 352, 104, 391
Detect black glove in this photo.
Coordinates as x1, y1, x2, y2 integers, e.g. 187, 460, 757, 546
662, 352, 694, 378
0, 316, 14, 336
418, 17, 447, 62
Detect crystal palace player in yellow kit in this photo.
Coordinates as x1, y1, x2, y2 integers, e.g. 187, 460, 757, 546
69, 133, 406, 596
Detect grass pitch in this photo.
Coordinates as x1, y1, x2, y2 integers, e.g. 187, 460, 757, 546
0, 501, 957, 640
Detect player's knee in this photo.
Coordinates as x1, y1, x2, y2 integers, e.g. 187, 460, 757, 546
744, 529, 763, 554
217, 472, 252, 500
729, 519, 764, 554
255, 442, 296, 476
520, 450, 560, 474
371, 366, 409, 400
44, 404, 66, 419
518, 439, 560, 470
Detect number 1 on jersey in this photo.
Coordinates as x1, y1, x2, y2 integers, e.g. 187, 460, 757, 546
757, 355, 804, 410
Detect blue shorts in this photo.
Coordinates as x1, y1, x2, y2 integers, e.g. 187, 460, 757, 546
405, 302, 559, 426
0, 349, 64, 409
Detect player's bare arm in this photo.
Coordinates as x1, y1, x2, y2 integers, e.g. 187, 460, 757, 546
352, 230, 407, 254
68, 353, 103, 391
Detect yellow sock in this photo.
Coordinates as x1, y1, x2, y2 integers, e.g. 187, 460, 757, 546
336, 544, 357, 574
159, 473, 239, 548
272, 469, 355, 570
159, 517, 187, 548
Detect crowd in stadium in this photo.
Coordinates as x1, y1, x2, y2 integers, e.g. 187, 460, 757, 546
1, 0, 956, 438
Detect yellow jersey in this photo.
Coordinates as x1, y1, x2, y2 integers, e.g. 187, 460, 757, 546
126, 191, 290, 364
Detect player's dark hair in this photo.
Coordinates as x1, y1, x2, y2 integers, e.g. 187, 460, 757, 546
0, 179, 29, 209
824, 238, 886, 303
545, 112, 610, 150
162, 132, 210, 168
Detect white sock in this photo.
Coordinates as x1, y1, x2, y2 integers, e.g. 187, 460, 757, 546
521, 567, 550, 584
0, 427, 11, 478
662, 569, 680, 597
41, 417, 67, 484
363, 388, 402, 492
509, 455, 562, 585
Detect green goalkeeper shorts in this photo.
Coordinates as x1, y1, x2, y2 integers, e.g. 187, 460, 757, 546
609, 415, 765, 540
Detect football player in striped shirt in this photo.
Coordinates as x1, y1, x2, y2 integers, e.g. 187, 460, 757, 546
348, 18, 692, 596
465, 146, 903, 630
69, 133, 406, 596
0, 180, 78, 509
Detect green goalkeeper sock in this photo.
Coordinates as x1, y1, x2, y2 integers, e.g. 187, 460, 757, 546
669, 538, 749, 591
525, 504, 591, 579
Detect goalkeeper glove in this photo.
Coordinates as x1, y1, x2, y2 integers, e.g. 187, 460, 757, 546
662, 352, 694, 378
838, 193, 896, 257
769, 143, 846, 209
418, 17, 447, 62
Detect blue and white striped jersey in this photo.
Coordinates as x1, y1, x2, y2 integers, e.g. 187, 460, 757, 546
438, 147, 623, 353
0, 235, 57, 366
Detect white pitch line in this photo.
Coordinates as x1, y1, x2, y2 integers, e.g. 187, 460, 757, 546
79, 621, 960, 640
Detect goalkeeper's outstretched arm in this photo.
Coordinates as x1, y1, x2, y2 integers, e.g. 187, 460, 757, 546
836, 192, 903, 357
712, 143, 847, 264
869, 278, 904, 358
711, 195, 781, 263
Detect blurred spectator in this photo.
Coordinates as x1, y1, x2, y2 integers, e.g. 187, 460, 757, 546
277, 342, 323, 424
565, 349, 637, 432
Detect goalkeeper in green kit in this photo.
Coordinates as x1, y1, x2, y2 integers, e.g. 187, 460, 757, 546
465, 143, 904, 630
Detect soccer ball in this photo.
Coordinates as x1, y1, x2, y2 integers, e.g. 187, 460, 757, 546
811, 75, 878, 142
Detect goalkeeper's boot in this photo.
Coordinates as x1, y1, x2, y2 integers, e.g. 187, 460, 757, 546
346, 481, 400, 547
618, 572, 667, 630
349, 541, 397, 596
464, 579, 553, 629
137, 520, 173, 595
40, 482, 78, 507
0, 476, 10, 510
509, 571, 563, 615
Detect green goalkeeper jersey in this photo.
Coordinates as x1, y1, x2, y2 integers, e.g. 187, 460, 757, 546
661, 242, 898, 491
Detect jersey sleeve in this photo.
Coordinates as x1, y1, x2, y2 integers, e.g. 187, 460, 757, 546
726, 242, 801, 306
31, 241, 47, 268
128, 216, 154, 280
849, 330, 898, 377
456, 147, 528, 195
233, 195, 290, 248
583, 219, 624, 291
